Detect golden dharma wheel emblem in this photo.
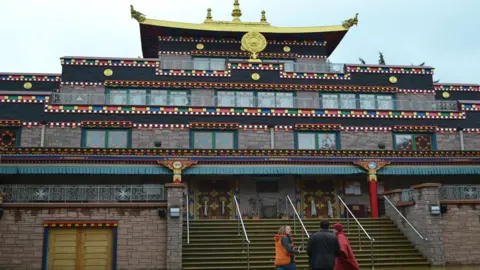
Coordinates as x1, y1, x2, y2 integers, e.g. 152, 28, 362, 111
23, 82, 33, 89
104, 69, 113, 76
442, 92, 450, 99
283, 46, 291, 52
389, 76, 398, 84
240, 46, 246, 51
196, 43, 205, 50
241, 31, 267, 63
251, 73, 260, 81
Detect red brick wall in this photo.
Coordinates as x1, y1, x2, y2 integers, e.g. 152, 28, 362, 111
0, 207, 167, 270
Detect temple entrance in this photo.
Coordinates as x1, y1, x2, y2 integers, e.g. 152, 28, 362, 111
302, 179, 337, 218
196, 179, 232, 219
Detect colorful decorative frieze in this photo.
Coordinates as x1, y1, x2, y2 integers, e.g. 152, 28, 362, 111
346, 65, 434, 75
465, 128, 480, 134
434, 84, 480, 92
190, 122, 239, 130
0, 120, 22, 127
134, 123, 188, 130
156, 69, 231, 77
158, 36, 326, 46
228, 63, 282, 70
0, 95, 49, 103
61, 58, 159, 67
60, 82, 104, 86
393, 125, 438, 133
44, 221, 118, 228
105, 80, 398, 93
0, 74, 60, 82
294, 124, 342, 131
81, 121, 133, 128
280, 72, 350, 80
44, 104, 466, 120
2, 147, 480, 160
461, 104, 479, 111
398, 89, 435, 94
342, 126, 392, 132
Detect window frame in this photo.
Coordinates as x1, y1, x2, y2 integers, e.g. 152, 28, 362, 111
294, 131, 341, 150
320, 93, 396, 110
190, 130, 238, 150
106, 89, 190, 106
256, 91, 295, 108
81, 128, 132, 148
392, 133, 436, 151
0, 127, 21, 147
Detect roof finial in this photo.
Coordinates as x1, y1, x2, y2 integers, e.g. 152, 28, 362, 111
231, 0, 242, 22
260, 10, 267, 23
342, 13, 359, 29
205, 8, 213, 22
130, 5, 146, 23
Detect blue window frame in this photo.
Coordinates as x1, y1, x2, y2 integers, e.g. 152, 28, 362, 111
82, 129, 131, 148
190, 130, 238, 149
294, 132, 340, 150
393, 133, 436, 151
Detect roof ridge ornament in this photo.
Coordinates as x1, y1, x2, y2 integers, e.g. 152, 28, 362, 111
130, 5, 146, 23
205, 8, 213, 22
231, 0, 242, 22
260, 10, 268, 23
342, 13, 359, 29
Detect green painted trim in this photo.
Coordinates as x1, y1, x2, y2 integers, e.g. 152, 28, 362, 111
378, 166, 480, 175
81, 129, 131, 148
190, 130, 238, 149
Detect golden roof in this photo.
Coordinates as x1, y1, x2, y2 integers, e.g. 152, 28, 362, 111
131, 1, 357, 34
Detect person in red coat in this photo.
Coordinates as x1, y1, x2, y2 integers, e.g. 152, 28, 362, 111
333, 223, 360, 270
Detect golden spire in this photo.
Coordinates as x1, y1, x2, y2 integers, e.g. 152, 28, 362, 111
342, 13, 359, 29
205, 8, 213, 22
231, 0, 242, 22
260, 10, 267, 23
130, 5, 146, 23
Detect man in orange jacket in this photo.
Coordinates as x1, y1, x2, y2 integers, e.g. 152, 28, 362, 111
274, 225, 300, 270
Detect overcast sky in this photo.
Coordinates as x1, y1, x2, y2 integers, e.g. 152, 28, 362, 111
1, 0, 479, 84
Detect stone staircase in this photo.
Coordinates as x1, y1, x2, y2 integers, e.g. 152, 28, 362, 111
182, 218, 429, 269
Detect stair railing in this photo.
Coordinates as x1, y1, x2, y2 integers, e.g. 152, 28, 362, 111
383, 195, 428, 240
186, 193, 190, 244
234, 195, 250, 270
286, 195, 310, 249
337, 195, 375, 270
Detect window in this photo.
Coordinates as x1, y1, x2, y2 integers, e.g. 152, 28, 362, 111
394, 134, 434, 151
258, 92, 294, 108
192, 131, 236, 149
360, 94, 394, 110
322, 94, 339, 109
193, 58, 226, 70
83, 129, 130, 148
107, 89, 189, 106
296, 132, 338, 150
217, 91, 254, 107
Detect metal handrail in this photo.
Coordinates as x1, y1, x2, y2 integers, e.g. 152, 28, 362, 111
286, 195, 310, 249
383, 195, 427, 241
234, 195, 250, 270
186, 193, 190, 244
337, 195, 375, 269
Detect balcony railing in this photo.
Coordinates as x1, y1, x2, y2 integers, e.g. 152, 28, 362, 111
159, 59, 345, 73
0, 184, 165, 203
439, 185, 479, 200
51, 92, 459, 112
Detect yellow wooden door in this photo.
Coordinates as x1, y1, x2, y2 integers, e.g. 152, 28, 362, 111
48, 228, 113, 270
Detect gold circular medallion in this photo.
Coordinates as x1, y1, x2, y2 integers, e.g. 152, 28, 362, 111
251, 73, 260, 81
283, 46, 291, 52
196, 43, 205, 50
104, 69, 113, 76
389, 76, 398, 84
442, 92, 450, 99
241, 32, 267, 54
23, 82, 33, 89
172, 161, 183, 169
240, 46, 246, 51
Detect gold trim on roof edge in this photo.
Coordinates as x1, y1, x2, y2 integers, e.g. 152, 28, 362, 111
140, 18, 348, 33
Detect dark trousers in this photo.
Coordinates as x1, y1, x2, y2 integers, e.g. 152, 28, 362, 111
312, 268, 333, 270
276, 262, 296, 270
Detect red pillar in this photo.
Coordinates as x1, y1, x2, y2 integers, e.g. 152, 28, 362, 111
369, 179, 379, 218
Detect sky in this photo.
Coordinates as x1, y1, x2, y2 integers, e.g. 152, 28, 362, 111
1, 0, 479, 84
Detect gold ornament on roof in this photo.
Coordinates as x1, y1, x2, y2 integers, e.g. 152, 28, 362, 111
231, 0, 242, 22
23, 82, 33, 90
260, 11, 268, 23
241, 31, 267, 63
389, 76, 398, 84
205, 8, 213, 22
130, 5, 146, 23
342, 13, 359, 29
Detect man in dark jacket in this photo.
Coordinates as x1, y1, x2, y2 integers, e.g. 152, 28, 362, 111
307, 220, 341, 270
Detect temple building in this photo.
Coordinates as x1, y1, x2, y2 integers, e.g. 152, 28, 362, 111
0, 1, 479, 269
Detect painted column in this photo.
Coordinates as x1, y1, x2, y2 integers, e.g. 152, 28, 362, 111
354, 161, 390, 218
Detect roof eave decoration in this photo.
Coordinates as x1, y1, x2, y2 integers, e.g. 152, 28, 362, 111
342, 13, 359, 29
130, 5, 146, 23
